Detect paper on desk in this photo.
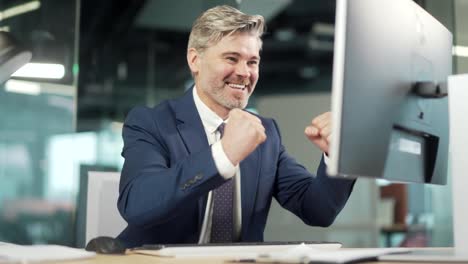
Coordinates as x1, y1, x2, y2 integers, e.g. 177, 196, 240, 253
250, 243, 410, 264
0, 244, 95, 263
133, 243, 342, 258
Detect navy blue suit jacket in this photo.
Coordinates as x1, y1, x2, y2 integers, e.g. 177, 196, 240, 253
117, 88, 355, 247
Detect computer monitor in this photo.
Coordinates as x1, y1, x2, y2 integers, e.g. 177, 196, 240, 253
328, 0, 452, 184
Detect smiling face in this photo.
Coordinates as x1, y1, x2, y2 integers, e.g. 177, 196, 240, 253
187, 32, 261, 118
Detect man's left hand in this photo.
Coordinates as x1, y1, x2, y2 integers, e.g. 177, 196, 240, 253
304, 111, 331, 154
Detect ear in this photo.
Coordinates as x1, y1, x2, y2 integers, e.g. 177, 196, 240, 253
187, 48, 200, 74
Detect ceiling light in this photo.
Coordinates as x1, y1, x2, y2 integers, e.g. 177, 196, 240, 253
453, 45, 468, 58
0, 1, 40, 22
312, 23, 335, 36
12, 62, 65, 79
5, 79, 40, 95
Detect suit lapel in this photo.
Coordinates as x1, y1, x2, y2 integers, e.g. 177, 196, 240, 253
173, 88, 263, 238
173, 88, 210, 228
240, 146, 261, 239
174, 88, 209, 156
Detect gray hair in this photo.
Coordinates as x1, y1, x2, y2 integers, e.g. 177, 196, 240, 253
188, 5, 265, 53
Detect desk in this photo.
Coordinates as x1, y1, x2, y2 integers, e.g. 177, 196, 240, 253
42, 248, 454, 264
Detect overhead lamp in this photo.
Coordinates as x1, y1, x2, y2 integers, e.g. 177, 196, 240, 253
453, 45, 468, 58
12, 62, 65, 79
0, 1, 41, 22
5, 79, 40, 95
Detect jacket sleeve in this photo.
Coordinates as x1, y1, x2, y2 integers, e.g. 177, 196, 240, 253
117, 106, 226, 228
272, 119, 356, 227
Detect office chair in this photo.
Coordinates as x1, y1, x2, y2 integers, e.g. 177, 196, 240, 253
85, 171, 127, 245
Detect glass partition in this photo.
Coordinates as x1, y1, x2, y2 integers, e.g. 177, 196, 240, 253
0, 0, 79, 245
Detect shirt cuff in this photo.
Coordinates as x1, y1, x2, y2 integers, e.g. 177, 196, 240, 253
212, 141, 236, 179
323, 152, 330, 166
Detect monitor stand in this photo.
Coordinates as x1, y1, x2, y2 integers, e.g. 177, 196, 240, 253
380, 74, 468, 262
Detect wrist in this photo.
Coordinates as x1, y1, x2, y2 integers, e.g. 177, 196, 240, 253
221, 140, 240, 166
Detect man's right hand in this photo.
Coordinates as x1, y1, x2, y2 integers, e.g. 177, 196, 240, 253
221, 109, 267, 166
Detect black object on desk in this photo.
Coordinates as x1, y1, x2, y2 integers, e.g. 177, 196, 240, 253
85, 236, 126, 254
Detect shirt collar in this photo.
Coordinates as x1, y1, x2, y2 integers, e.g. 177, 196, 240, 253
193, 86, 224, 134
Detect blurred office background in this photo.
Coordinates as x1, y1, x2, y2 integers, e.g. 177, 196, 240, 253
0, 0, 466, 247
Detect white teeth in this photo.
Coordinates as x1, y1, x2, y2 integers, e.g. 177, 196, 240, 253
228, 83, 246, 89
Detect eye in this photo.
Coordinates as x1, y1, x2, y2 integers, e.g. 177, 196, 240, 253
226, 56, 238, 63
248, 60, 259, 66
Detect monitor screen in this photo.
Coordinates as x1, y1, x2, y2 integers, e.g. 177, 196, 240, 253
328, 0, 452, 184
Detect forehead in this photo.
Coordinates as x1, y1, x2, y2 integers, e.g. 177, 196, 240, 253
206, 32, 261, 57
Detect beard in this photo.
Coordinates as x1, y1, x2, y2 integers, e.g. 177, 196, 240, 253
202, 83, 250, 110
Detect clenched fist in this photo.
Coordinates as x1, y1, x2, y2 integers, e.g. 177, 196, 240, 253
304, 111, 332, 154
221, 109, 267, 165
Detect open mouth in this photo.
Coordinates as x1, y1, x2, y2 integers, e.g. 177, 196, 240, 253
227, 82, 248, 91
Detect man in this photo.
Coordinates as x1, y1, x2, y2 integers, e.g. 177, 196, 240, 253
117, 5, 355, 247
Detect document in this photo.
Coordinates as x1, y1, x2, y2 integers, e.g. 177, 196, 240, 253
0, 244, 95, 263
245, 243, 410, 264
133, 243, 342, 258
379, 248, 468, 262
132, 242, 409, 263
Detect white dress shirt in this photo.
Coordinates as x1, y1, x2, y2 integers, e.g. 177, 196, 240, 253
192, 87, 242, 243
